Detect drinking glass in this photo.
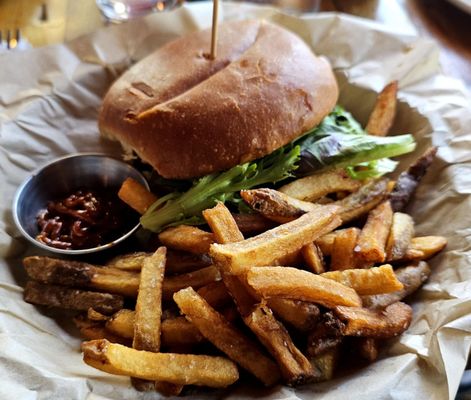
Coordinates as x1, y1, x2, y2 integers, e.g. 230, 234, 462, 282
96, 0, 182, 22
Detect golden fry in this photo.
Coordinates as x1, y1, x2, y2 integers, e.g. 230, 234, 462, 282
118, 177, 157, 215
385, 212, 414, 261
246, 267, 362, 308
82, 339, 239, 388
355, 201, 393, 263
279, 169, 362, 202
321, 264, 403, 295
173, 287, 280, 386
301, 243, 325, 274
196, 281, 233, 309
159, 225, 215, 254
210, 206, 341, 275
106, 252, 150, 271
402, 236, 447, 261
330, 227, 361, 271
366, 81, 398, 136
334, 302, 412, 338
202, 202, 244, 243
361, 261, 431, 309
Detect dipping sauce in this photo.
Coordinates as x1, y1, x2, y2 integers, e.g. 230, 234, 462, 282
36, 189, 133, 250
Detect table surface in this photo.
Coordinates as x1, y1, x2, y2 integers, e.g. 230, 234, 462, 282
0, 0, 470, 89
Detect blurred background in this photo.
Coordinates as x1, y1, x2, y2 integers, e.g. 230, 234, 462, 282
0, 0, 469, 89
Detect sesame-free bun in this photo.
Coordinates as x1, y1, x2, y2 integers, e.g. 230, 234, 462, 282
99, 19, 338, 179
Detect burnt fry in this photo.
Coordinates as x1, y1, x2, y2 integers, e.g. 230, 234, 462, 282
389, 147, 437, 212
321, 264, 403, 295
166, 251, 212, 275
174, 287, 281, 386
246, 267, 362, 308
335, 178, 389, 224
240, 188, 318, 223
334, 302, 412, 338
23, 256, 140, 297
210, 206, 341, 275
330, 227, 360, 271
82, 339, 239, 388
366, 81, 398, 136
232, 213, 276, 233
24, 281, 123, 314
159, 225, 215, 254
301, 243, 325, 274
279, 169, 362, 202
358, 338, 379, 362
385, 212, 414, 261
118, 177, 157, 215
244, 304, 319, 386
362, 261, 431, 309
354, 201, 393, 264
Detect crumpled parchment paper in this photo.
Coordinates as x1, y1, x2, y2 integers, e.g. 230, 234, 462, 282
0, 2, 470, 399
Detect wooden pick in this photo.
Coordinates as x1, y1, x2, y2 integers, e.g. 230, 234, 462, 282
210, 0, 219, 60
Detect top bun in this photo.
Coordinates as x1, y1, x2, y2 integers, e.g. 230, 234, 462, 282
99, 19, 339, 179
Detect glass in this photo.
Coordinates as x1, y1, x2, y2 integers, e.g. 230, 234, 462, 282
96, 0, 182, 22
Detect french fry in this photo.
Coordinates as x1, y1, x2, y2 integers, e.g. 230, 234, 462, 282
402, 236, 447, 261
335, 178, 389, 224
196, 281, 233, 309
240, 188, 318, 223
246, 267, 362, 308
306, 322, 343, 358
334, 302, 412, 338
330, 227, 361, 271
267, 298, 320, 332
210, 206, 341, 275
159, 225, 215, 254
173, 287, 281, 386
354, 201, 393, 264
118, 177, 157, 215
202, 202, 244, 243
166, 251, 212, 275
132, 247, 168, 392
87, 308, 109, 322
389, 147, 437, 212
279, 169, 362, 202
385, 212, 414, 261
24, 281, 123, 314
308, 347, 339, 382
231, 212, 276, 233
365, 81, 398, 136
358, 338, 379, 362
74, 315, 130, 345
301, 243, 325, 274
163, 265, 220, 301
106, 252, 150, 271
321, 264, 403, 295
244, 304, 319, 385
23, 256, 140, 297
105, 310, 205, 347
82, 339, 239, 388
315, 231, 338, 255
361, 261, 431, 309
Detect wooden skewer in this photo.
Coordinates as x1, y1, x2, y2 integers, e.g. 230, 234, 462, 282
210, 0, 219, 60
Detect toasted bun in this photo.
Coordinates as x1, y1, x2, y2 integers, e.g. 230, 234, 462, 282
99, 20, 338, 179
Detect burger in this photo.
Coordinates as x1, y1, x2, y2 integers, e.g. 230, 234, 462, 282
99, 19, 415, 232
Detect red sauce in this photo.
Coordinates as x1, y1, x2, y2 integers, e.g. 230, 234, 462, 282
36, 189, 133, 250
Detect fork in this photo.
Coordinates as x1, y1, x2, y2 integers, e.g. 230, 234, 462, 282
0, 28, 21, 50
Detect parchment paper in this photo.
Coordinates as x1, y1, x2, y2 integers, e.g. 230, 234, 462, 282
1, 2, 471, 399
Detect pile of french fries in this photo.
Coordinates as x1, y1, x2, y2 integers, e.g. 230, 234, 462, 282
21, 83, 448, 394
